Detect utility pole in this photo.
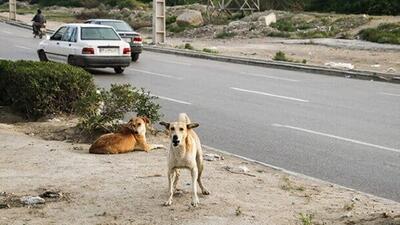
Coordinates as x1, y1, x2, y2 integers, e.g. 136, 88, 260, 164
9, 0, 17, 20
152, 0, 166, 44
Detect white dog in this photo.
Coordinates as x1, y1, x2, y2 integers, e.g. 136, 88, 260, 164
160, 113, 210, 207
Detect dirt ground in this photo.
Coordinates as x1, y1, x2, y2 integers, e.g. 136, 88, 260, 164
1, 109, 400, 225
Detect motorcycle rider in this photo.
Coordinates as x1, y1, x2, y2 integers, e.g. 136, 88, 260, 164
31, 9, 46, 36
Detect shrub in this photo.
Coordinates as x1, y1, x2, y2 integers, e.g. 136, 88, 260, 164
273, 51, 289, 61
0, 60, 96, 119
359, 23, 400, 45
184, 43, 194, 50
271, 19, 296, 32
76, 84, 162, 133
166, 15, 177, 25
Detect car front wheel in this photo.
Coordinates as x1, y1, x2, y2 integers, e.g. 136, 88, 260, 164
114, 67, 125, 74
131, 53, 139, 62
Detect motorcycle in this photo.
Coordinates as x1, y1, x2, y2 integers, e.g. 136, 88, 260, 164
33, 22, 46, 39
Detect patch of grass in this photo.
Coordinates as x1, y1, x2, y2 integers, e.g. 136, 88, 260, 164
299, 213, 313, 225
215, 30, 236, 39
271, 19, 296, 32
266, 31, 291, 38
202, 48, 218, 54
167, 23, 194, 34
359, 23, 400, 45
166, 15, 176, 25
280, 176, 306, 191
302, 59, 307, 64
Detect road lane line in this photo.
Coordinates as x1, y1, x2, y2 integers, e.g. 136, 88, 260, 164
379, 92, 400, 97
239, 72, 300, 82
128, 68, 183, 80
272, 123, 400, 153
15, 45, 33, 50
152, 95, 192, 105
155, 59, 192, 66
231, 87, 309, 103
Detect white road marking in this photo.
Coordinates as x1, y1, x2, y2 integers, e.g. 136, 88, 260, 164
156, 59, 192, 66
379, 92, 400, 97
272, 123, 400, 153
239, 72, 300, 82
15, 45, 33, 50
231, 87, 309, 103
128, 68, 182, 80
152, 95, 192, 105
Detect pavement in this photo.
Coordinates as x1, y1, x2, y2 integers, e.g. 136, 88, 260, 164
1, 22, 400, 202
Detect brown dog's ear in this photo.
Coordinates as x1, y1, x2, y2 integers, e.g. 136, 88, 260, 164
187, 123, 199, 129
159, 121, 170, 129
141, 116, 150, 124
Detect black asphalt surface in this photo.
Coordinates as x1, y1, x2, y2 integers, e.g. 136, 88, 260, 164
1, 22, 399, 202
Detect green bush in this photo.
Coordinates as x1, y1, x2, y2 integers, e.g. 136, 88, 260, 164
203, 48, 218, 54
271, 19, 296, 32
273, 51, 289, 61
359, 23, 400, 44
76, 84, 162, 133
215, 30, 236, 39
184, 43, 195, 50
0, 60, 96, 119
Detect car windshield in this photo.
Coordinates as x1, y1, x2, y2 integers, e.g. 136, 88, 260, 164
100, 21, 133, 32
81, 27, 121, 40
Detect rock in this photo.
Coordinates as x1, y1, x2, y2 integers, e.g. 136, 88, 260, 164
370, 64, 381, 68
20, 196, 45, 205
228, 20, 248, 28
324, 62, 354, 70
203, 153, 224, 161
238, 165, 250, 173
386, 67, 397, 73
176, 10, 204, 27
121, 8, 131, 15
0, 203, 10, 209
40, 191, 63, 199
258, 13, 277, 26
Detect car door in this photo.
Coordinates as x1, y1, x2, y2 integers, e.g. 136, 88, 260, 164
59, 26, 78, 63
46, 26, 68, 62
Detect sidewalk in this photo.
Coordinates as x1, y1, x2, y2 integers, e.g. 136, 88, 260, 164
1, 117, 399, 225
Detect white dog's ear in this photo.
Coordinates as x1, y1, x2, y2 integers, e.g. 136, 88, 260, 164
159, 121, 170, 129
187, 123, 199, 129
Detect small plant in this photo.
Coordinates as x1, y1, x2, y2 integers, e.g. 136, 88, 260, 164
215, 30, 236, 39
273, 51, 289, 62
184, 43, 195, 50
280, 176, 305, 192
299, 213, 313, 225
271, 19, 295, 32
76, 84, 162, 133
302, 59, 307, 64
235, 206, 242, 216
166, 15, 177, 25
203, 48, 218, 54
359, 23, 400, 45
343, 202, 355, 211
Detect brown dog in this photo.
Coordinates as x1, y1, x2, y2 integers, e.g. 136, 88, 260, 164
89, 117, 164, 154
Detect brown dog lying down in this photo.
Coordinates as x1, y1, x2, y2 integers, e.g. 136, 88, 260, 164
89, 117, 164, 154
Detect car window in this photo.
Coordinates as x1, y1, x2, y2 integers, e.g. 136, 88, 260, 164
61, 27, 76, 42
51, 26, 67, 41
81, 27, 121, 41
99, 21, 133, 32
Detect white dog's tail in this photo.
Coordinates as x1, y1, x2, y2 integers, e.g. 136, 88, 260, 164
178, 113, 191, 124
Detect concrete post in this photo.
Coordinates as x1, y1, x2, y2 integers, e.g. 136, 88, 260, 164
152, 0, 166, 44
9, 0, 17, 21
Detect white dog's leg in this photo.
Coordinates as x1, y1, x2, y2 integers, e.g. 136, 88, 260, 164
191, 167, 199, 207
173, 169, 180, 191
164, 169, 176, 206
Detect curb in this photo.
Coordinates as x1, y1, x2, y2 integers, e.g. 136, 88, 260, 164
143, 45, 400, 84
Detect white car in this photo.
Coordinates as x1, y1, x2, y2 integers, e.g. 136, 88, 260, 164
37, 23, 131, 74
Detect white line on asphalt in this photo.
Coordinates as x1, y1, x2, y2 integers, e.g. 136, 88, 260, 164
239, 72, 300, 82
156, 59, 192, 66
15, 45, 33, 50
153, 95, 192, 105
272, 123, 400, 153
128, 68, 183, 80
379, 92, 400, 97
231, 87, 309, 103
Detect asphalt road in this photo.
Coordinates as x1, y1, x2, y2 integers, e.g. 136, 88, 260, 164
1, 22, 400, 202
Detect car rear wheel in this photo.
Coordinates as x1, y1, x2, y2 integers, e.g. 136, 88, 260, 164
37, 50, 48, 62
114, 67, 125, 74
131, 53, 139, 62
